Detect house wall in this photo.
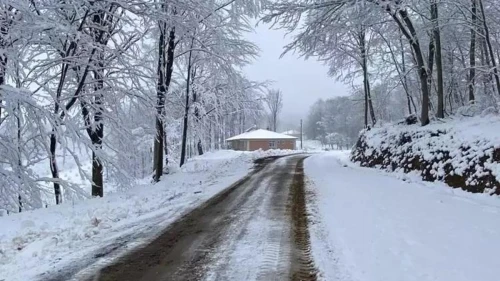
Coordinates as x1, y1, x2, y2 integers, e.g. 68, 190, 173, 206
229, 140, 247, 151
248, 139, 295, 151
228, 139, 296, 151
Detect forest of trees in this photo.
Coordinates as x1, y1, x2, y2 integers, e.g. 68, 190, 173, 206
304, 84, 408, 149
0, 0, 267, 212
266, 0, 500, 132
305, 97, 363, 149
3, 0, 500, 213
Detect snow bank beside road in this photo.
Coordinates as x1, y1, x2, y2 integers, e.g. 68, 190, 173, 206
305, 152, 500, 281
352, 115, 500, 194
0, 149, 297, 281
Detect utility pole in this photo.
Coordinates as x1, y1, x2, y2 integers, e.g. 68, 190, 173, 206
300, 119, 303, 150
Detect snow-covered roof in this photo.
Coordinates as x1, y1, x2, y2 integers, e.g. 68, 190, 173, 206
226, 129, 298, 141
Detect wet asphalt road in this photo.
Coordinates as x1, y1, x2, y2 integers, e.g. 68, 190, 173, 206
55, 155, 317, 281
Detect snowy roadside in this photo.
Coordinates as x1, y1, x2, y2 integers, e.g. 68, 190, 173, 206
305, 151, 500, 281
0, 149, 297, 281
352, 115, 500, 195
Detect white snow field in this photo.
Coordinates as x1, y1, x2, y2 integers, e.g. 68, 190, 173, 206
305, 151, 500, 281
298, 139, 325, 152
0, 149, 296, 281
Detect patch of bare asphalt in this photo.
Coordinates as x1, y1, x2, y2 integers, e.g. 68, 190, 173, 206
67, 154, 317, 281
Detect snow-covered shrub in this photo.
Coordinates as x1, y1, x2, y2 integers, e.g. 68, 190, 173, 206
351, 116, 500, 194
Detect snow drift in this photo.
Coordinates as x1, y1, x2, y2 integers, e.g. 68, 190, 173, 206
351, 115, 500, 195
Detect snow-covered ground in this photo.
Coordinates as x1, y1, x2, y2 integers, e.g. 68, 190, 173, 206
297, 139, 324, 151
0, 149, 296, 281
305, 151, 500, 281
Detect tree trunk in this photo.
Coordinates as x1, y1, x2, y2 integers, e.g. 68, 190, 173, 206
208, 121, 212, 150
392, 10, 431, 125
427, 12, 436, 113
400, 38, 413, 115
153, 110, 165, 180
49, 71, 67, 204
0, 54, 6, 119
469, 0, 477, 102
431, 0, 445, 117
359, 29, 376, 127
91, 67, 104, 197
49, 132, 61, 204
0, 7, 13, 120
48, 11, 91, 204
197, 140, 203, 155
478, 0, 500, 96
427, 30, 435, 90
81, 6, 115, 197
273, 112, 277, 131
91, 150, 103, 197
81, 92, 105, 197
367, 78, 376, 126
90, 10, 105, 197
191, 68, 203, 156
361, 38, 368, 127
180, 39, 194, 167
480, 34, 495, 96
153, 23, 175, 181
479, 35, 491, 97
153, 20, 167, 182
15, 72, 22, 212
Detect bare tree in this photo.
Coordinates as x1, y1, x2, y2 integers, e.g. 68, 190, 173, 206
478, 0, 500, 96
469, 0, 477, 103
265, 89, 283, 132
431, 0, 444, 118
263, 0, 432, 125
153, 3, 176, 182
359, 27, 376, 127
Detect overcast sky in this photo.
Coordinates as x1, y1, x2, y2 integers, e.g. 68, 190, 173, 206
244, 23, 350, 129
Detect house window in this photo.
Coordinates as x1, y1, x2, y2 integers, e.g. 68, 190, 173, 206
269, 140, 277, 148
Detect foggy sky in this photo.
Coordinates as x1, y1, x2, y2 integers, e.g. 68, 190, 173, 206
244, 23, 350, 130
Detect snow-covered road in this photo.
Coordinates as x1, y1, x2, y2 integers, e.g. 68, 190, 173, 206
83, 155, 314, 281
305, 152, 500, 281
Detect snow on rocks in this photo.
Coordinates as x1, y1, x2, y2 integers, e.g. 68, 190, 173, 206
351, 115, 500, 194
0, 149, 298, 281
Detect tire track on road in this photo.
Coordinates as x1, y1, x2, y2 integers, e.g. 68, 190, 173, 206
290, 157, 318, 281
